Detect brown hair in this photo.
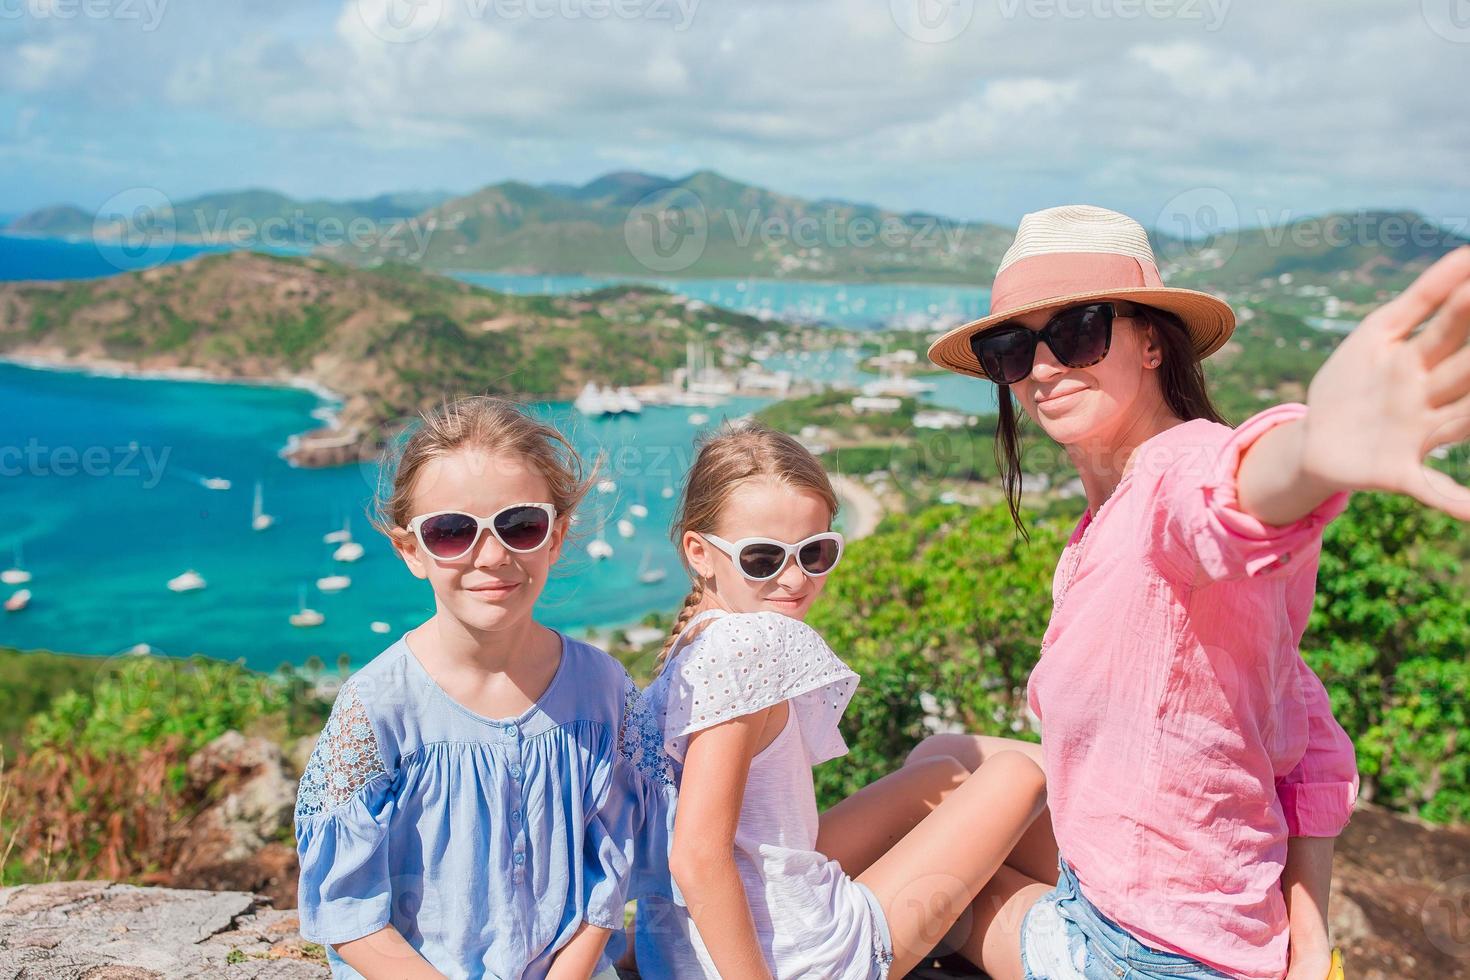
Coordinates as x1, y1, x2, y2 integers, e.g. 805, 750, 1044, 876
995, 304, 1228, 537
656, 420, 839, 671
370, 395, 593, 539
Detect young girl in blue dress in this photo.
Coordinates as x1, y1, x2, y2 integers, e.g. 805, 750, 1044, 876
294, 396, 643, 980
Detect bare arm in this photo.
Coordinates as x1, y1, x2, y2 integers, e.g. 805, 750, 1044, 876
333, 925, 448, 980
1282, 836, 1336, 980
669, 707, 776, 980
1237, 247, 1470, 526
546, 922, 614, 980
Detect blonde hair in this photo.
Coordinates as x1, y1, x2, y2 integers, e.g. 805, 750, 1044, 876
657, 420, 838, 670
370, 396, 593, 539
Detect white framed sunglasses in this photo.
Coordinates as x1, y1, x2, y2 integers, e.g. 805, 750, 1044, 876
407, 503, 558, 561
699, 530, 845, 582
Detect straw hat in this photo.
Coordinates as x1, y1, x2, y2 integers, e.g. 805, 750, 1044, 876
927, 205, 1236, 379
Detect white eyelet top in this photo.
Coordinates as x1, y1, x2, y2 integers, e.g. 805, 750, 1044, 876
628, 610, 892, 979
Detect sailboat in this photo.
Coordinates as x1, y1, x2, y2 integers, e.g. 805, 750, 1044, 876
2, 543, 31, 586
616, 518, 636, 539
202, 476, 232, 491
333, 540, 365, 562
251, 481, 275, 531
167, 569, 207, 593
370, 620, 391, 634
323, 516, 352, 545
637, 546, 666, 585
290, 586, 324, 627
660, 479, 675, 500
316, 574, 351, 593
4, 588, 30, 612
586, 507, 614, 560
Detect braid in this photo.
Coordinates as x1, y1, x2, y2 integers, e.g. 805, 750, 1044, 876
655, 580, 706, 675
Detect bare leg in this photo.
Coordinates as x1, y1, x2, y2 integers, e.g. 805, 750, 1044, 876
953, 865, 1053, 980
816, 755, 969, 877
907, 734, 1059, 887
856, 751, 1047, 978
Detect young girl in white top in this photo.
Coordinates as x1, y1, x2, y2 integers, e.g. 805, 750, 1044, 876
624, 421, 1050, 979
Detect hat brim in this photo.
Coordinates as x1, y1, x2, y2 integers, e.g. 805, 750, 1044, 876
926, 287, 1237, 381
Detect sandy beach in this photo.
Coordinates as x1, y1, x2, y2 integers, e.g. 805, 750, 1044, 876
831, 473, 884, 540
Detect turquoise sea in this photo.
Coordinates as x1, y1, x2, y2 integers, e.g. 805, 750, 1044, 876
0, 236, 999, 669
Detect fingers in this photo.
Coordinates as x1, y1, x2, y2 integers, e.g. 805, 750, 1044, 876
1416, 278, 1470, 367
1369, 246, 1470, 342
1410, 465, 1470, 522
1428, 339, 1470, 408
1427, 405, 1470, 448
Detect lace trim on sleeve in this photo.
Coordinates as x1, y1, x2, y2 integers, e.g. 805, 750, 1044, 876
618, 672, 676, 787
294, 680, 389, 822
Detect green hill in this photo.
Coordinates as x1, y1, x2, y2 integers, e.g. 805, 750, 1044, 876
328, 169, 1014, 283
0, 251, 782, 463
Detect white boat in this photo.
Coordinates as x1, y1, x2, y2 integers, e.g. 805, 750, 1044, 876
596, 479, 617, 495
323, 517, 352, 544
251, 480, 275, 531
586, 510, 614, 560
637, 547, 666, 585
575, 382, 643, 417
687, 412, 710, 425
629, 503, 649, 519
614, 387, 644, 414
167, 569, 207, 593
316, 574, 351, 593
660, 482, 675, 499
370, 620, 392, 634
333, 540, 365, 562
290, 587, 324, 628
616, 518, 636, 539
4, 588, 30, 612
2, 543, 31, 586
574, 382, 608, 416
202, 476, 232, 491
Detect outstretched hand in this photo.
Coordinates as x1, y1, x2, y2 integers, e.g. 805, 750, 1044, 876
1300, 246, 1470, 519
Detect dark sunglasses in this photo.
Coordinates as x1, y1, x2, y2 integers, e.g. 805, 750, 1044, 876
699, 531, 845, 582
407, 504, 556, 561
969, 301, 1130, 385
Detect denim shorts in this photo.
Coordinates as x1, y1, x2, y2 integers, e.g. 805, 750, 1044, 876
1020, 859, 1230, 980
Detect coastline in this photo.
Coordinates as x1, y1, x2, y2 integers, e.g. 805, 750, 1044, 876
831, 473, 884, 540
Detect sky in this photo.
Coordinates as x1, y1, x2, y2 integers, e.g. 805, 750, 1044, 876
2, 0, 1469, 230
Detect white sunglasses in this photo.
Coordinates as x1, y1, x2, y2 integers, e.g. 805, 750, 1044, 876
407, 503, 557, 561
699, 530, 845, 582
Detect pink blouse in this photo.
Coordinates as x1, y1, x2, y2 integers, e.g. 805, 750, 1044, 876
1027, 403, 1359, 980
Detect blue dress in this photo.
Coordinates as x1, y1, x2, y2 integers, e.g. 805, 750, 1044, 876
293, 630, 647, 979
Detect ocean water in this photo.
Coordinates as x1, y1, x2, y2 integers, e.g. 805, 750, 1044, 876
0, 235, 996, 669
0, 360, 776, 670
450, 271, 991, 331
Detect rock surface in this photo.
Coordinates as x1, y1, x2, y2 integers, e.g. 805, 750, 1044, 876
0, 881, 327, 979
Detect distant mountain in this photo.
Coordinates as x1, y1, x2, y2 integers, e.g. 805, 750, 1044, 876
5, 189, 455, 246
1153, 209, 1470, 291
0, 251, 781, 465
330, 169, 1014, 284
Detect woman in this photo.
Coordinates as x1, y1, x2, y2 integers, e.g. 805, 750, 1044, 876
916, 205, 1470, 979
